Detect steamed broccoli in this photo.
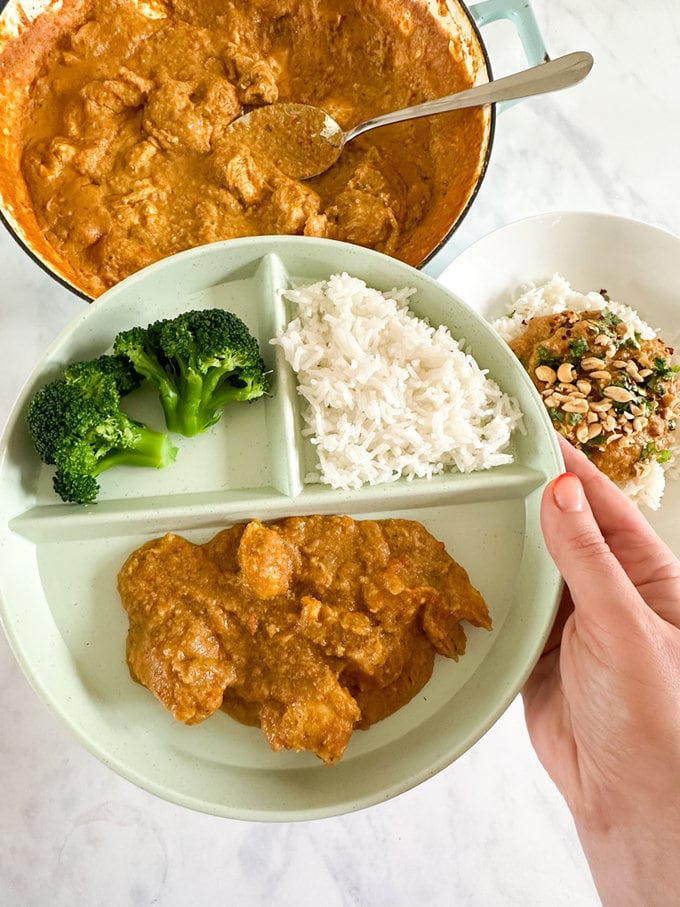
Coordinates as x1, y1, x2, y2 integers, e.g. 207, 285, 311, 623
27, 354, 178, 504
64, 351, 145, 396
114, 309, 268, 437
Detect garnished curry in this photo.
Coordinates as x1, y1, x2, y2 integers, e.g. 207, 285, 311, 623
117, 515, 491, 765
510, 308, 680, 482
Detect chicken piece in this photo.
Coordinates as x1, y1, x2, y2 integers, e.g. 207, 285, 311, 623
193, 192, 244, 242
421, 555, 492, 659
422, 596, 481, 660
143, 80, 212, 152
348, 628, 436, 729
303, 211, 333, 238
192, 77, 242, 136
298, 596, 386, 674
213, 149, 270, 205
126, 604, 233, 724
361, 568, 428, 632
22, 138, 77, 183
237, 59, 280, 105
329, 188, 399, 252
117, 67, 155, 98
131, 19, 220, 85
238, 520, 295, 599
74, 135, 120, 182
326, 155, 404, 252
259, 665, 361, 765
86, 227, 157, 290
267, 179, 322, 233
68, 9, 157, 61
80, 78, 146, 114
126, 138, 160, 175
143, 78, 240, 153
108, 180, 166, 235
118, 534, 243, 724
41, 178, 112, 248
222, 39, 282, 104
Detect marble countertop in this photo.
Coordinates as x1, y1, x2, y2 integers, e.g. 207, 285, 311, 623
2, 1, 679, 904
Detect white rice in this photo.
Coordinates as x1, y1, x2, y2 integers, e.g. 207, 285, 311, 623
272, 273, 523, 490
491, 273, 680, 510
492, 273, 657, 344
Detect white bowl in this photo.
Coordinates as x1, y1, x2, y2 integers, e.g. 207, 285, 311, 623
439, 210, 680, 555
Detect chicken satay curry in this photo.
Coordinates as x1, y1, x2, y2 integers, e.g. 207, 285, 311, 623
117, 515, 491, 765
2, 0, 489, 297
510, 308, 680, 482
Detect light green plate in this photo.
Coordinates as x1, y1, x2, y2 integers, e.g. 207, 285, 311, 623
0, 236, 562, 821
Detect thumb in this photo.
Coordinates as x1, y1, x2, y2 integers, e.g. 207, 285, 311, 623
541, 472, 648, 631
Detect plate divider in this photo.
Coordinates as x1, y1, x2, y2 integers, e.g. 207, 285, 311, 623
8, 464, 546, 543
253, 252, 306, 499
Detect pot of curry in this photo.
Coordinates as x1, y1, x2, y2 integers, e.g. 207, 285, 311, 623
0, 0, 547, 300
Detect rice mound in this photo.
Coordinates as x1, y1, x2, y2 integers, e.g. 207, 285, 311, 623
492, 273, 657, 345
273, 273, 523, 490
492, 273, 680, 510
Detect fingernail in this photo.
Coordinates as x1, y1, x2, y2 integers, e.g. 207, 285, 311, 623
552, 472, 586, 512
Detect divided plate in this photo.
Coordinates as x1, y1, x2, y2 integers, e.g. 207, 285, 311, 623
0, 236, 562, 821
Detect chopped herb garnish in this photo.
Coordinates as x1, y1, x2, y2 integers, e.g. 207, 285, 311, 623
583, 433, 606, 451
537, 346, 561, 369
621, 331, 642, 351
548, 406, 565, 423
566, 412, 583, 425
608, 374, 644, 410
640, 442, 673, 464
594, 310, 625, 343
602, 309, 623, 327
568, 338, 589, 361
640, 441, 658, 461
652, 357, 680, 378
645, 375, 666, 397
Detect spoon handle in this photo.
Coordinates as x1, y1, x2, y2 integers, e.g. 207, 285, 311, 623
344, 51, 594, 143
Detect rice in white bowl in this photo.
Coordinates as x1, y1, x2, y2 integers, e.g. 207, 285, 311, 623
492, 273, 680, 510
273, 273, 523, 490
493, 273, 658, 345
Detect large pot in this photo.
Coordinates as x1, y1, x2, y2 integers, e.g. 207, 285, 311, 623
0, 0, 547, 301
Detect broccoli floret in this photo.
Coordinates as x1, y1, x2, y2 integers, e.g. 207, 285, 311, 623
27, 355, 178, 504
114, 309, 268, 437
64, 352, 144, 396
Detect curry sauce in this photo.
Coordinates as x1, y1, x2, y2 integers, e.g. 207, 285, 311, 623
117, 515, 491, 765
8, 0, 489, 296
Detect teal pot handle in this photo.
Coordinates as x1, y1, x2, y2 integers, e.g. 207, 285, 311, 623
469, 0, 549, 110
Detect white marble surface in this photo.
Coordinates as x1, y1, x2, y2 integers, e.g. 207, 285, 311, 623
2, 2, 679, 904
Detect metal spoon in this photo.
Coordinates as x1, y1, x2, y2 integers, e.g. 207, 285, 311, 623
225, 50, 593, 180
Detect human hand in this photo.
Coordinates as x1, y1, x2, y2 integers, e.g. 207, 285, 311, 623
522, 435, 680, 906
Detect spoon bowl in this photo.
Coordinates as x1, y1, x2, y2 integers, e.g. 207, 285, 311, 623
227, 51, 594, 180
